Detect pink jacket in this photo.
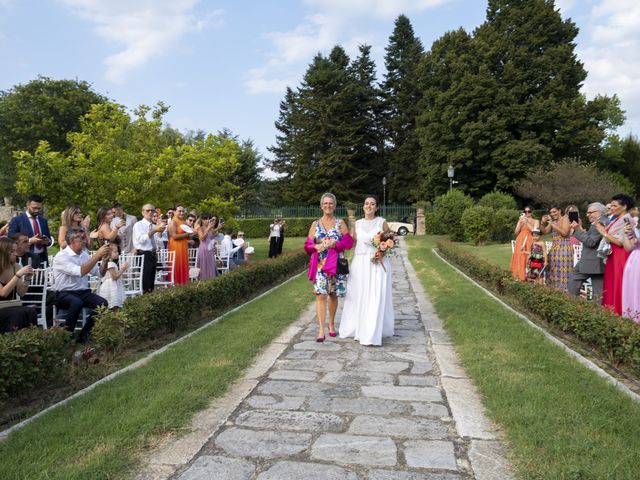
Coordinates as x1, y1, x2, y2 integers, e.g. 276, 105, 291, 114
304, 233, 353, 282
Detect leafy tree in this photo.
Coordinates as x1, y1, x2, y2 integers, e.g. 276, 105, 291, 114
513, 158, 634, 208
15, 102, 240, 220
381, 15, 425, 203
432, 189, 474, 241
478, 190, 517, 210
0, 76, 106, 201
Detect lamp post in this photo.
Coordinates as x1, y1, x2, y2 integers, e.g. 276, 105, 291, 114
447, 165, 455, 192
382, 176, 387, 215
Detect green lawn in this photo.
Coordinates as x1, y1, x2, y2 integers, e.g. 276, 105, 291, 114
456, 241, 513, 269
406, 236, 640, 480
0, 274, 313, 479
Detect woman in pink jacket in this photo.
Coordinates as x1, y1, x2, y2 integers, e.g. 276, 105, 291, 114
304, 193, 353, 342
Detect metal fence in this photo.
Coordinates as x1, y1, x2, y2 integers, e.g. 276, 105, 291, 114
237, 204, 416, 220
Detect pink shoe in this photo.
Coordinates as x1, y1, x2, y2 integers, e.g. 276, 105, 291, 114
328, 331, 337, 337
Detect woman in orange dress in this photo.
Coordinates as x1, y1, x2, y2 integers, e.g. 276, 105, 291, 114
510, 206, 539, 280
168, 205, 190, 285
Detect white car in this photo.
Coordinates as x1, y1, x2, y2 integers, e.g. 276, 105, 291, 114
387, 221, 414, 236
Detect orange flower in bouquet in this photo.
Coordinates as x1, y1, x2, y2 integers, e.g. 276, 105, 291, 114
369, 231, 397, 270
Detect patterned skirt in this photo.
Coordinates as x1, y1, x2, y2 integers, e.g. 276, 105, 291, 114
547, 239, 573, 291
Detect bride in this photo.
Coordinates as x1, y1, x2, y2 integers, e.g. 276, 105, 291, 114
339, 195, 394, 345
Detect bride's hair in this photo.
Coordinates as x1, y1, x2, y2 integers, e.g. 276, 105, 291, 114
364, 194, 379, 205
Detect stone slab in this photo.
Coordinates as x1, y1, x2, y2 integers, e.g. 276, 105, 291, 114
440, 377, 497, 440
404, 440, 457, 470
177, 455, 255, 480
269, 369, 319, 381
431, 344, 467, 379
275, 359, 344, 372
235, 409, 344, 432
361, 385, 442, 402
321, 371, 395, 386
256, 461, 358, 480
411, 362, 433, 375
245, 395, 305, 411
306, 396, 408, 415
411, 403, 450, 418
311, 434, 397, 467
259, 380, 360, 398
351, 361, 410, 374
294, 340, 341, 351
215, 428, 311, 458
468, 440, 515, 480
369, 470, 463, 480
285, 350, 315, 359
399, 375, 436, 386
348, 415, 449, 439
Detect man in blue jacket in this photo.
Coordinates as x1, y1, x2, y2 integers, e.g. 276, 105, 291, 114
8, 194, 54, 266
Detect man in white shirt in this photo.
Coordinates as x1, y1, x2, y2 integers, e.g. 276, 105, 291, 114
132, 204, 166, 292
111, 203, 138, 254
219, 228, 243, 270
53, 228, 110, 342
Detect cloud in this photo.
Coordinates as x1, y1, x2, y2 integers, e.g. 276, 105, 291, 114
578, 0, 640, 132
61, 0, 222, 83
245, 0, 452, 95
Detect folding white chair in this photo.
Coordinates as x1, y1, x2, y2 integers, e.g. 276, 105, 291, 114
188, 247, 198, 269
19, 267, 49, 329
216, 251, 231, 274
572, 243, 582, 267
119, 253, 145, 298
155, 249, 175, 288
510, 240, 516, 253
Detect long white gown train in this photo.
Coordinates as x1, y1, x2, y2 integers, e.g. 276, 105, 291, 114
339, 217, 394, 345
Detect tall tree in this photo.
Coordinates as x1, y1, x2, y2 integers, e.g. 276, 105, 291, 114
0, 76, 106, 201
381, 15, 425, 203
219, 128, 264, 210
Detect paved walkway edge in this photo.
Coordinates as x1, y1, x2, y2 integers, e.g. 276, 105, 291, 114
133, 302, 317, 480
400, 242, 515, 480
432, 247, 640, 404
0, 271, 305, 442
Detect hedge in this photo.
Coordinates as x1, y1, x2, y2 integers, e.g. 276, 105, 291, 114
236, 218, 316, 238
0, 250, 308, 399
436, 239, 640, 374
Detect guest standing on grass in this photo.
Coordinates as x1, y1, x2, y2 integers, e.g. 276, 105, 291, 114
568, 203, 607, 302
168, 205, 190, 284
92, 206, 125, 250
268, 219, 281, 258
98, 244, 128, 311
622, 215, 640, 322
525, 228, 547, 284
133, 204, 166, 293
339, 195, 394, 346
58, 204, 91, 250
541, 206, 572, 291
597, 194, 635, 315
304, 193, 353, 342
509, 206, 539, 280
195, 214, 218, 280
277, 220, 286, 255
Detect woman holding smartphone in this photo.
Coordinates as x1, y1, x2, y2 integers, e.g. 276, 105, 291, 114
509, 206, 538, 280
541, 205, 572, 291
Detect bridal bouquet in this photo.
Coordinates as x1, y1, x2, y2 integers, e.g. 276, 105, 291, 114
369, 231, 397, 269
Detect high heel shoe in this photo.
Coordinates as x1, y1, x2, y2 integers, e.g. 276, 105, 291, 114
328, 331, 337, 337
316, 336, 326, 343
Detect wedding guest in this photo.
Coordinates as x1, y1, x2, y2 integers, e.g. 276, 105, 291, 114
98, 244, 128, 311
339, 194, 393, 346
8, 194, 54, 267
111, 203, 138, 254
304, 193, 353, 342
167, 205, 190, 284
525, 228, 547, 284
219, 228, 243, 269
59, 204, 91, 250
568, 202, 607, 302
0, 237, 37, 333
195, 214, 218, 280
132, 204, 166, 293
566, 204, 582, 247
541, 206, 572, 291
52, 228, 110, 342
268, 219, 281, 258
277, 220, 286, 255
509, 206, 539, 280
92, 206, 125, 250
186, 214, 199, 248
622, 215, 640, 322
11, 232, 40, 268
597, 194, 635, 315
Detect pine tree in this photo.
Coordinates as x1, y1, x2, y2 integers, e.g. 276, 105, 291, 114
381, 15, 425, 203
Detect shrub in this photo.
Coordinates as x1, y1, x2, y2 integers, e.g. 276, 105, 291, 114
461, 206, 493, 245
0, 327, 72, 399
433, 190, 474, 241
478, 190, 517, 210
92, 306, 127, 351
424, 212, 438, 234
491, 209, 521, 243
436, 239, 640, 374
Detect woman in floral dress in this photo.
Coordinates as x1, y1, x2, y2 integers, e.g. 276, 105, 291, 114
304, 193, 353, 342
541, 206, 572, 291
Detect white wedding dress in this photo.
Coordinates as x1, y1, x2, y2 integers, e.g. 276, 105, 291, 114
339, 217, 394, 345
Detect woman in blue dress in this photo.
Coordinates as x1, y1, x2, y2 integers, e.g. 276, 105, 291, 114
304, 193, 353, 342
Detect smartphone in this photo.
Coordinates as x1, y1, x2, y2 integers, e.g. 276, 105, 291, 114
568, 211, 579, 223
624, 216, 636, 240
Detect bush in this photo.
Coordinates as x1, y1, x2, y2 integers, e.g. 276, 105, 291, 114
491, 209, 521, 243
461, 206, 493, 245
436, 239, 640, 374
433, 190, 474, 241
478, 190, 517, 210
236, 218, 316, 238
424, 212, 438, 234
0, 327, 72, 399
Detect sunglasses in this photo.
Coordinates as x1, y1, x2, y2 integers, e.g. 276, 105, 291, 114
524, 210, 532, 213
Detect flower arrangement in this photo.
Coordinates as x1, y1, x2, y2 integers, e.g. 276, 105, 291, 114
369, 230, 398, 270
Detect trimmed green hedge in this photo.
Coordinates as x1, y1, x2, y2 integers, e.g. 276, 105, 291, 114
0, 251, 308, 399
236, 218, 316, 238
436, 239, 640, 374
0, 327, 72, 399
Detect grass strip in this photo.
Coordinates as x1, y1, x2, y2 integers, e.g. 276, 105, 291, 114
0, 273, 312, 479
406, 236, 640, 480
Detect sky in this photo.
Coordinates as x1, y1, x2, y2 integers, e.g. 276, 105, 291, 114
1, 0, 639, 175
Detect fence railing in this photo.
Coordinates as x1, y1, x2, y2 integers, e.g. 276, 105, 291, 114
237, 205, 417, 220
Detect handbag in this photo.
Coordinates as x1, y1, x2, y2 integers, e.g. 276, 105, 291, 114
0, 299, 23, 310
596, 236, 612, 259
337, 257, 349, 275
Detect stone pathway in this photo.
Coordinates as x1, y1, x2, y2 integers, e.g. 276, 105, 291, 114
138, 242, 513, 480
